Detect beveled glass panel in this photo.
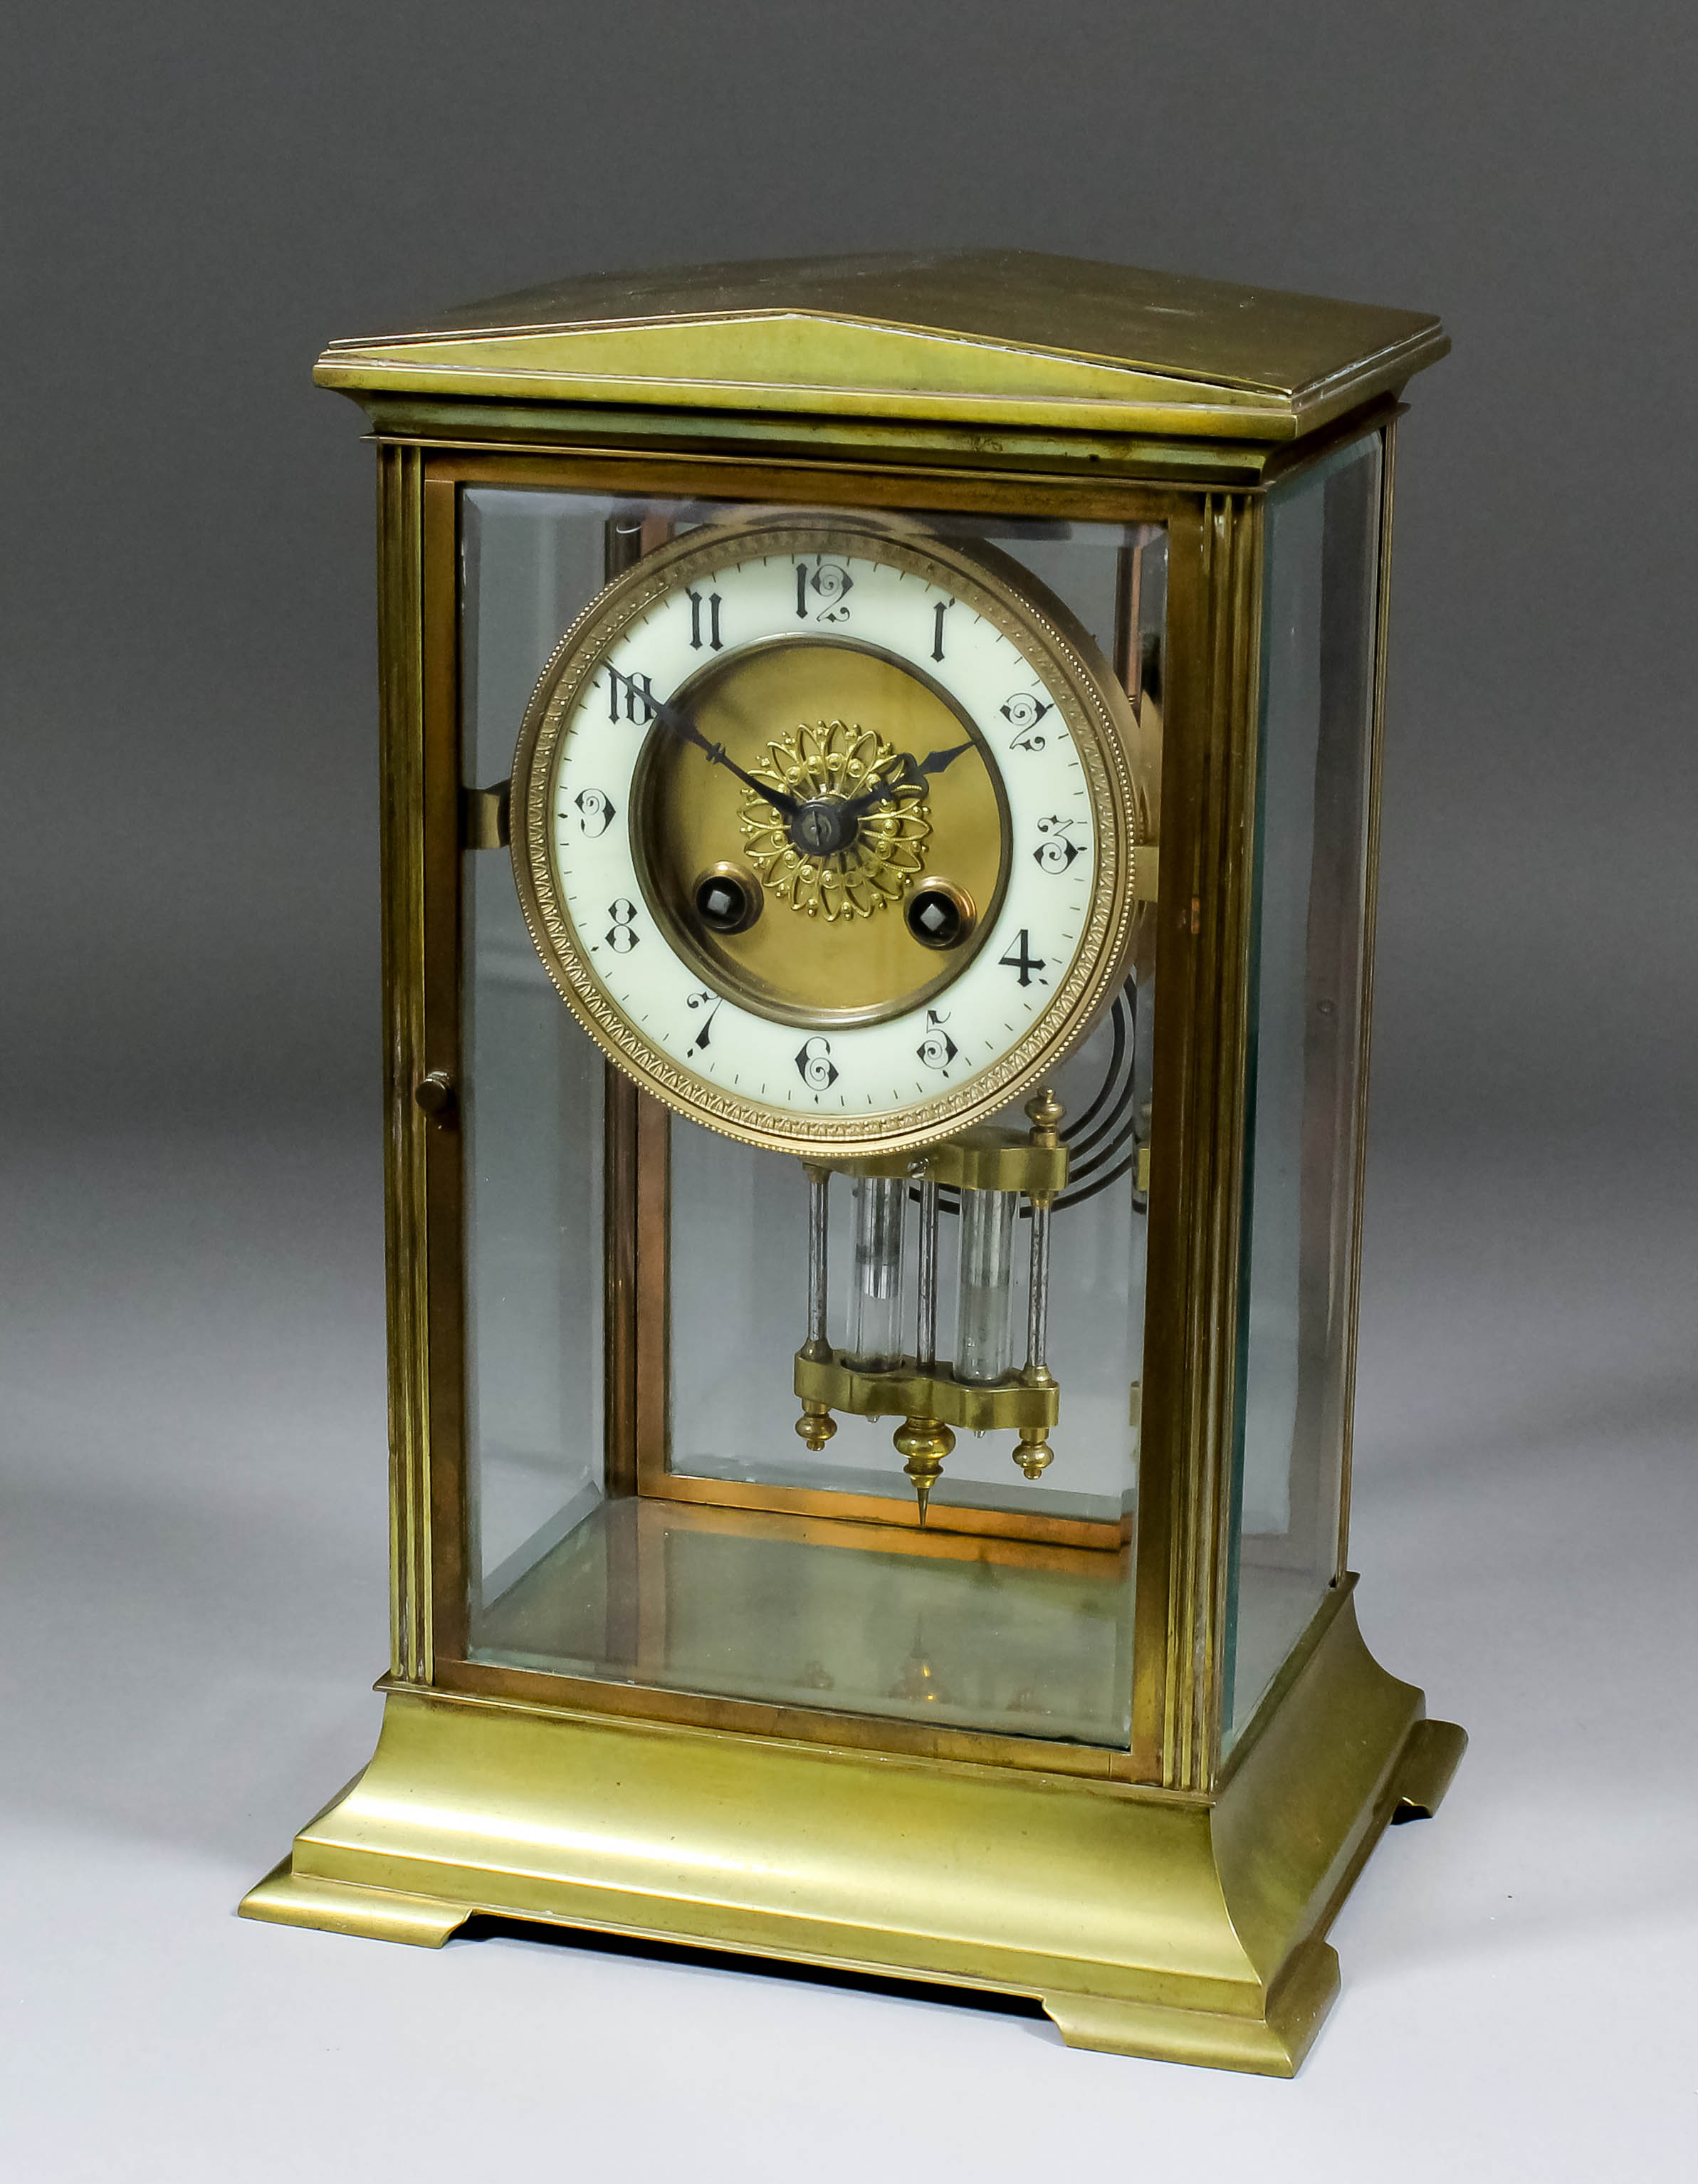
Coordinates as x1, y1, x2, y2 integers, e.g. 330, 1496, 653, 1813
1226, 435, 1383, 1743
462, 489, 619, 1629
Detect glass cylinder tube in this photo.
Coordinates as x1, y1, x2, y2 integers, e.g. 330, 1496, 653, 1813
845, 1174, 907, 1371
955, 1186, 1017, 1383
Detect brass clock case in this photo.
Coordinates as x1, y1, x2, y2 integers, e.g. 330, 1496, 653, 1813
510, 508, 1148, 1157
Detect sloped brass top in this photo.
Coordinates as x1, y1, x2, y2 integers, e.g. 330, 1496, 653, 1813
316, 250, 1446, 442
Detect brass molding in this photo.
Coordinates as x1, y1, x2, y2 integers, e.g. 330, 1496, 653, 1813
794, 1352, 1060, 1436
809, 1122, 1067, 1197
372, 408, 1294, 487
316, 249, 1447, 447
376, 445, 434, 1684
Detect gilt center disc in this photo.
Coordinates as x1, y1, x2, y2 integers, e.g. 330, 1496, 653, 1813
631, 637, 1011, 1030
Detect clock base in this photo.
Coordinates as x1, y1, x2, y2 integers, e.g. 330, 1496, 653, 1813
240, 1593, 1462, 2076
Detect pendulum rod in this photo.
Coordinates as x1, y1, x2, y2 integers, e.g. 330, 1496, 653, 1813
1027, 1200, 1052, 1382
897, 1169, 951, 1522
804, 1165, 830, 1360
1015, 1089, 1063, 1481
795, 1164, 837, 1449
915, 1176, 940, 1371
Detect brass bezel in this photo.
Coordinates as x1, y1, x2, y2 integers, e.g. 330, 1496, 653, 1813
906, 874, 976, 952
689, 859, 762, 935
509, 508, 1146, 1158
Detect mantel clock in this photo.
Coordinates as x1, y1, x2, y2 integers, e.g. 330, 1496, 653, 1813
242, 250, 1464, 2074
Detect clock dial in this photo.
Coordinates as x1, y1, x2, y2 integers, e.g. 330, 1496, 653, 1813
511, 512, 1143, 1156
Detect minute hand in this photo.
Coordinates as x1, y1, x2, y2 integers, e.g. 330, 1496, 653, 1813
607, 667, 800, 817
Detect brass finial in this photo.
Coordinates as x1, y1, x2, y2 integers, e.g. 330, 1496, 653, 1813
1024, 1086, 1064, 1147
893, 1414, 955, 1522
1013, 1428, 1054, 1482
795, 1400, 837, 1451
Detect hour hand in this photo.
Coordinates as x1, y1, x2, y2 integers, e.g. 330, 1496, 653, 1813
910, 737, 975, 780
843, 738, 975, 817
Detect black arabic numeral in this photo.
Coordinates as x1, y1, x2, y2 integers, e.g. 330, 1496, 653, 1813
795, 1035, 839, 1090
931, 599, 952, 662
606, 899, 640, 953
607, 666, 656, 723
1033, 815, 1084, 872
1002, 693, 1052, 753
997, 929, 1047, 988
916, 1010, 958, 1072
686, 987, 721, 1052
574, 787, 616, 837
796, 561, 854, 624
687, 590, 723, 652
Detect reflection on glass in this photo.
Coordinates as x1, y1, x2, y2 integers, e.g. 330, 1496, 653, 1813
1227, 434, 1383, 1743
473, 1500, 1134, 1747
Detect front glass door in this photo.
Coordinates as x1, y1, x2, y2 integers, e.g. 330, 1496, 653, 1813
456, 479, 1165, 1755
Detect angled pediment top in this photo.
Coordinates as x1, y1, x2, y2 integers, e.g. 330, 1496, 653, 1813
315, 250, 1447, 442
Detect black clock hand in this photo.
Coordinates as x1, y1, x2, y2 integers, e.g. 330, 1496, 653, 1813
607, 667, 801, 817
911, 737, 976, 778
842, 738, 975, 819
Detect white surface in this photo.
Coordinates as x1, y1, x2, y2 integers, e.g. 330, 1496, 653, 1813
3, 1124, 1695, 2180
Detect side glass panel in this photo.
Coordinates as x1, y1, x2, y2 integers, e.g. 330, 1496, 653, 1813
1226, 434, 1383, 1744
458, 486, 1164, 1750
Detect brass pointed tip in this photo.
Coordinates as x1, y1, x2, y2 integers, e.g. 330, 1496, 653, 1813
915, 1483, 931, 1525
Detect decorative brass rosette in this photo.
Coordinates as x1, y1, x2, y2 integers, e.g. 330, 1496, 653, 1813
740, 721, 931, 921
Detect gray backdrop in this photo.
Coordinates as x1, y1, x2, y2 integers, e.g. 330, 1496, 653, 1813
3, 6, 1694, 2178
